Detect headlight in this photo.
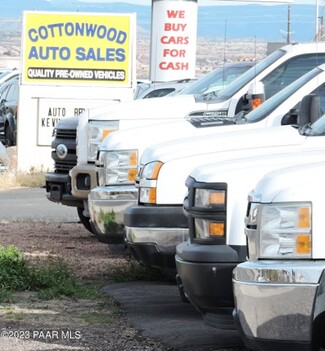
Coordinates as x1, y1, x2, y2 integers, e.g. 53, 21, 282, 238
194, 188, 226, 207
258, 202, 312, 259
87, 120, 119, 162
246, 202, 259, 228
138, 161, 163, 204
194, 218, 225, 239
140, 161, 163, 180
97, 149, 138, 186
190, 186, 227, 241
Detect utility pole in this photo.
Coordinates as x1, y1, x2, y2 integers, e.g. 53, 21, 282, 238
287, 4, 291, 43
319, 15, 324, 40
316, 0, 319, 41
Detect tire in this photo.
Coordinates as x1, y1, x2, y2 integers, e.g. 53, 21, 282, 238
4, 125, 13, 147
77, 207, 94, 234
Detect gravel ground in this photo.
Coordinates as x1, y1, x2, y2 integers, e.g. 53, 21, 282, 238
0, 221, 174, 351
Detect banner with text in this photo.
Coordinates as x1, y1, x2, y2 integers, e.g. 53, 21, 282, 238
22, 11, 133, 86
150, 0, 198, 82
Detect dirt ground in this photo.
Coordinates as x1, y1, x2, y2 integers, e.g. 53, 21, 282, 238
0, 221, 171, 351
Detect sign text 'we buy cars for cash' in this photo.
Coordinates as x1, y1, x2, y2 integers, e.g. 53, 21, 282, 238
150, 0, 197, 82
21, 11, 132, 86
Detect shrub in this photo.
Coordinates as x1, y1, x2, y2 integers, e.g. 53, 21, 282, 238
0, 246, 99, 301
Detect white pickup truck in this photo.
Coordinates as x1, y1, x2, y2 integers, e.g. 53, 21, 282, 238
175, 138, 325, 329
90, 63, 325, 245
88, 46, 325, 243
72, 42, 325, 232
233, 158, 325, 351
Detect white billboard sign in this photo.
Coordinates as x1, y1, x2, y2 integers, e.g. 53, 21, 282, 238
150, 0, 198, 82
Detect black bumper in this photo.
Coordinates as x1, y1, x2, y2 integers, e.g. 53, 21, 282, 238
124, 204, 188, 228
127, 242, 176, 274
175, 241, 247, 330
45, 172, 82, 207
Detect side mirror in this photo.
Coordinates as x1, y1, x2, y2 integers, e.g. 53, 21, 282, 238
297, 94, 321, 126
246, 81, 265, 111
281, 108, 299, 125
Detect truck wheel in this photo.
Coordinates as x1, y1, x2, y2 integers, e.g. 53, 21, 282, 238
313, 314, 325, 351
5, 126, 13, 147
77, 207, 94, 234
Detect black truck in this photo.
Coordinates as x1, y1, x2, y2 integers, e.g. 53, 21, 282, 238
45, 116, 93, 232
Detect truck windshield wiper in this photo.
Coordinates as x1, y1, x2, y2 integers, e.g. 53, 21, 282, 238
198, 91, 219, 102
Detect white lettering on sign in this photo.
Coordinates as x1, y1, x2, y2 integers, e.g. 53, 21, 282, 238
150, 0, 197, 81
27, 68, 125, 81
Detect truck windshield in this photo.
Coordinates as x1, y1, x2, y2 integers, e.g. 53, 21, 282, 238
242, 67, 322, 124
178, 61, 255, 98
201, 49, 285, 102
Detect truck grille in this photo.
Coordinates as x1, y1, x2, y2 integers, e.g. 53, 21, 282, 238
52, 117, 79, 174
53, 152, 77, 172
56, 128, 77, 140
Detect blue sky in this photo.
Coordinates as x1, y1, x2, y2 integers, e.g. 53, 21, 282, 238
76, 0, 315, 5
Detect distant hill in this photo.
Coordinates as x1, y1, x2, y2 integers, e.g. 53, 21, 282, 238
0, 0, 319, 42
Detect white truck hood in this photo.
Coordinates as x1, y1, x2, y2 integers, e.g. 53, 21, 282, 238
141, 125, 303, 165
86, 94, 222, 121
140, 125, 325, 204
250, 161, 325, 204
188, 150, 325, 246
100, 118, 262, 152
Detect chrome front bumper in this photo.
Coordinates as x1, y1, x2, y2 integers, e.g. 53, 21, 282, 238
70, 165, 97, 199
126, 226, 189, 254
88, 185, 138, 236
233, 260, 325, 343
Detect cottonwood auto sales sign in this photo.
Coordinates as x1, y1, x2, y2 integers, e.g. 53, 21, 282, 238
21, 11, 132, 86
